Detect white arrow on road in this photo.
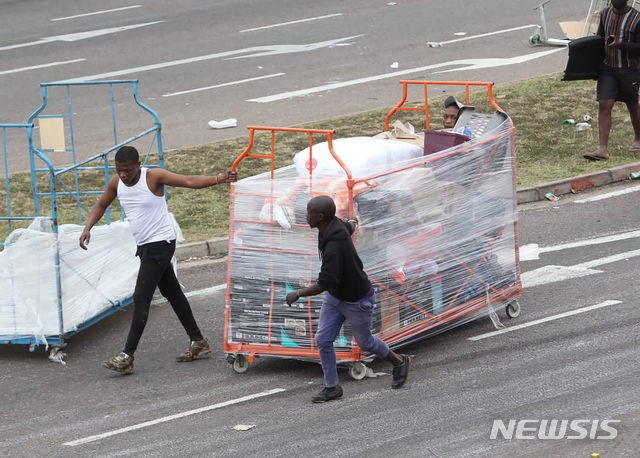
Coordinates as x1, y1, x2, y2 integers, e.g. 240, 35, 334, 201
431, 48, 564, 75
520, 229, 640, 261
59, 35, 363, 83
521, 248, 640, 288
248, 48, 563, 103
0, 21, 164, 52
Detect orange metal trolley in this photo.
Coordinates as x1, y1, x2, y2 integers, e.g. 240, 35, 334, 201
224, 80, 522, 378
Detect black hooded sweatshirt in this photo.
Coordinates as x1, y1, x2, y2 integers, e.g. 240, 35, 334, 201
317, 217, 371, 302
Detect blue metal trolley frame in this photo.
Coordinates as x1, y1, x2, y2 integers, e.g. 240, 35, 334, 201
1, 80, 164, 354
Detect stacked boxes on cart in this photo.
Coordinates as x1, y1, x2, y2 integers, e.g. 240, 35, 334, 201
228, 115, 518, 357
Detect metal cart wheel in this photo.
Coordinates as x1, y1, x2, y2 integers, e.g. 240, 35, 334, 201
506, 301, 521, 318
232, 354, 250, 373
349, 362, 367, 380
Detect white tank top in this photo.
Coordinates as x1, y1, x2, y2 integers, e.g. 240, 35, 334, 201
117, 167, 175, 246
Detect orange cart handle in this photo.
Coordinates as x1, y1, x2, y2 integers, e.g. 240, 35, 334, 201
232, 126, 353, 181
384, 80, 502, 132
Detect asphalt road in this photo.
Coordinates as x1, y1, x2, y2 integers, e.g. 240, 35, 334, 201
2, 179, 640, 458
1, 0, 585, 173
6, 1, 640, 457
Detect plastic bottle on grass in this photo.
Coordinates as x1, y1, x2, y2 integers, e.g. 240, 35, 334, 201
575, 122, 591, 132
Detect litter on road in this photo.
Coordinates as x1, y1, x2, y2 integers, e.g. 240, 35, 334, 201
233, 424, 257, 431
208, 118, 238, 129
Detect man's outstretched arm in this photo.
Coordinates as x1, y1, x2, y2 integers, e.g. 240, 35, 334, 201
153, 168, 238, 189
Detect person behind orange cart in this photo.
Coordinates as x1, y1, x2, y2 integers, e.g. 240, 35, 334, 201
286, 195, 411, 403
444, 95, 463, 129
443, 95, 472, 139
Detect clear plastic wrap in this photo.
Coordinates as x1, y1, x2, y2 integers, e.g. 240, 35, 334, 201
0, 219, 139, 345
226, 110, 521, 367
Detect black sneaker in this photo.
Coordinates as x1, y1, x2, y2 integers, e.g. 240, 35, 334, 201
392, 354, 411, 389
312, 385, 343, 403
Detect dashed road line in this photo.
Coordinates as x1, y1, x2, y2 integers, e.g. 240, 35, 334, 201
51, 6, 142, 22
240, 13, 343, 33
468, 300, 622, 341
64, 388, 286, 446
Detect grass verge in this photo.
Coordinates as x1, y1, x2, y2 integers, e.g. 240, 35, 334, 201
2, 72, 640, 243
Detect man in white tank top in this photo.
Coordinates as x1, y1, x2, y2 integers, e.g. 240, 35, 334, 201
79, 146, 238, 374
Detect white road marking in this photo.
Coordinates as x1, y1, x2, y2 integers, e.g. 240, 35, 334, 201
0, 58, 86, 76
520, 229, 640, 261
63, 388, 286, 446
574, 185, 640, 203
432, 48, 564, 75
521, 248, 640, 288
248, 48, 562, 103
436, 24, 538, 45
56, 36, 362, 83
519, 244, 541, 261
163, 73, 285, 97
184, 283, 227, 298
578, 248, 640, 268
240, 13, 343, 33
151, 283, 226, 306
0, 22, 164, 52
521, 265, 603, 288
468, 300, 621, 341
51, 5, 142, 21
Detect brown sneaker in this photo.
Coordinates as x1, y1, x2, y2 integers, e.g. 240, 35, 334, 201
176, 339, 211, 362
102, 352, 134, 374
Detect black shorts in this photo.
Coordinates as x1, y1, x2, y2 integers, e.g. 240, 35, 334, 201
597, 65, 640, 104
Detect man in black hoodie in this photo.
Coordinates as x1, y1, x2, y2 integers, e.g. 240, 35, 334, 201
286, 196, 411, 403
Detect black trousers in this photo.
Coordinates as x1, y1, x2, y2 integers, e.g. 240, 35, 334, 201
124, 240, 203, 355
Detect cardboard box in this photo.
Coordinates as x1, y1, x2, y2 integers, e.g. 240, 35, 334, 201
373, 120, 425, 149
559, 12, 600, 40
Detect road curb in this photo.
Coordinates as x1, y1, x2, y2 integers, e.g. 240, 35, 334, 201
176, 237, 228, 262
516, 161, 640, 204
176, 161, 640, 261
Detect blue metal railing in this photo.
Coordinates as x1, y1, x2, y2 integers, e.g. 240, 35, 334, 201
1, 124, 48, 247
28, 80, 165, 227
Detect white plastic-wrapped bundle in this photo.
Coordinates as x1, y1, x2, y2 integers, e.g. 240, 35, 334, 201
226, 113, 521, 372
293, 137, 424, 178
0, 220, 139, 345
